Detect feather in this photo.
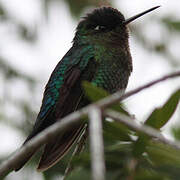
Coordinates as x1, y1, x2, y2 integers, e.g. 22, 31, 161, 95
37, 125, 84, 171
14, 46, 97, 171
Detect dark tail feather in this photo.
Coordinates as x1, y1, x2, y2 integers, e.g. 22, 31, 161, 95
37, 125, 84, 172
14, 111, 55, 171
14, 128, 46, 171
14, 125, 83, 172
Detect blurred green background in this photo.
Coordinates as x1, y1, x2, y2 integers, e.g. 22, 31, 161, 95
0, 0, 180, 179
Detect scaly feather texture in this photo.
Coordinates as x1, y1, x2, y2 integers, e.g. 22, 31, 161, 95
14, 7, 133, 172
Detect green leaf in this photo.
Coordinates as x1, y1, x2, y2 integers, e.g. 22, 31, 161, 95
134, 168, 168, 180
71, 152, 91, 168
133, 89, 180, 157
151, 165, 180, 180
146, 141, 180, 179
145, 89, 180, 129
147, 141, 180, 167
83, 81, 109, 101
67, 168, 91, 180
104, 120, 132, 142
133, 134, 149, 157
82, 81, 130, 115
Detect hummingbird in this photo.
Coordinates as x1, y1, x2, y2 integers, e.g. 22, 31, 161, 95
15, 6, 160, 172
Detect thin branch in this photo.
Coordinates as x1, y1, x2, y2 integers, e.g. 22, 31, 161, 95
0, 108, 88, 177
0, 71, 179, 177
98, 71, 180, 109
105, 109, 180, 150
89, 106, 105, 180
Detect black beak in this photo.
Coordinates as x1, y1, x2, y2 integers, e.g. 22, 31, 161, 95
123, 6, 160, 25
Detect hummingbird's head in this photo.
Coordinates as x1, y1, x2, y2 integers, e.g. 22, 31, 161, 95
73, 7, 127, 46
73, 6, 160, 46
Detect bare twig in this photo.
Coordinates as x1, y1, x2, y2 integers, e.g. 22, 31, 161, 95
0, 71, 180, 177
89, 106, 105, 180
105, 109, 180, 150
98, 71, 180, 109
0, 108, 88, 177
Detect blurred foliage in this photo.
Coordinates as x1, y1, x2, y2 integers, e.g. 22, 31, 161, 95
162, 17, 180, 32
0, 0, 179, 180
132, 15, 180, 66
172, 125, 180, 141
35, 85, 179, 180
43, 0, 112, 18
133, 88, 180, 157
145, 89, 180, 129
62, 84, 180, 180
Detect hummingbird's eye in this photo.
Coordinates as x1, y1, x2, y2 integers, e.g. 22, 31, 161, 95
94, 25, 106, 31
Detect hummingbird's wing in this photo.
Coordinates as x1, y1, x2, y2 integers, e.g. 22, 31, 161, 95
14, 45, 96, 171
